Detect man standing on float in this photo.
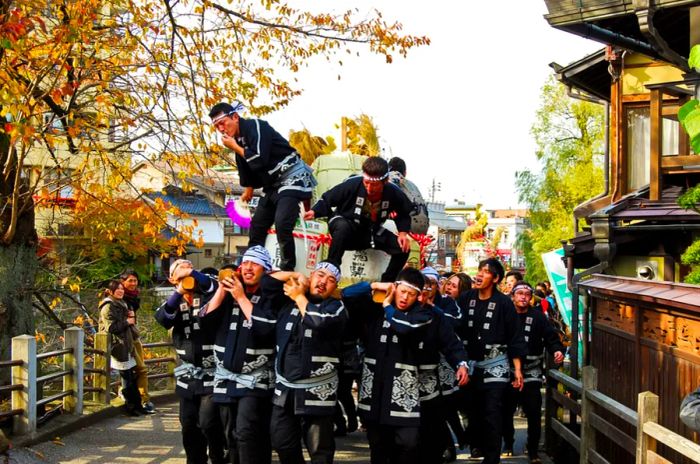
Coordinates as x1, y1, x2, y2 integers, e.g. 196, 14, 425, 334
210, 102, 316, 271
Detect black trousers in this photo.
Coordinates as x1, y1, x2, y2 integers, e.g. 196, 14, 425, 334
419, 399, 449, 463
327, 217, 409, 282
445, 390, 468, 448
179, 394, 227, 464
270, 397, 335, 464
249, 193, 300, 271
466, 384, 508, 464
502, 382, 543, 458
219, 396, 272, 464
119, 367, 141, 412
365, 422, 420, 464
333, 371, 359, 432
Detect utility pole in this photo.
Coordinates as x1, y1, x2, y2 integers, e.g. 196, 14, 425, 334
429, 178, 442, 202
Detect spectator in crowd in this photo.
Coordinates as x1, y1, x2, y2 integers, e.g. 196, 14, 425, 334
98, 280, 145, 416
441, 272, 473, 300
120, 269, 155, 414
503, 270, 523, 295
680, 387, 700, 431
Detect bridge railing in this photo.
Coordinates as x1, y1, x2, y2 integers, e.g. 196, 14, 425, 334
545, 365, 700, 464
2, 328, 176, 437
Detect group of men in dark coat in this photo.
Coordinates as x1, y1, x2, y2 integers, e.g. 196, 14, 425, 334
156, 252, 564, 464
152, 103, 567, 464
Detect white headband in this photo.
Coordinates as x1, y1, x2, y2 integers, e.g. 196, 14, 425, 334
395, 280, 422, 293
512, 283, 533, 295
211, 101, 246, 124
363, 172, 389, 182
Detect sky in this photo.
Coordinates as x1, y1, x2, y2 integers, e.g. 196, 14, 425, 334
258, 2, 601, 209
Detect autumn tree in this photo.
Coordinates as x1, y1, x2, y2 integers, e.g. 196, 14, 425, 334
0, 0, 429, 356
343, 114, 381, 156
516, 77, 605, 283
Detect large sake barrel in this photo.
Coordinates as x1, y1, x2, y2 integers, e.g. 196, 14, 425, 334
310, 151, 366, 204
264, 219, 421, 286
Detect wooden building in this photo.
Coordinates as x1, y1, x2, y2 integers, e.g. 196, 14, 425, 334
543, 1, 700, 462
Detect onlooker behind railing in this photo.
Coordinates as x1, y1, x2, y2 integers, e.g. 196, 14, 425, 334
680, 386, 700, 432
98, 280, 147, 417
120, 269, 155, 414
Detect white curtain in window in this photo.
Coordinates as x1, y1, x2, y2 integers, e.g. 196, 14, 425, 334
662, 117, 679, 156
627, 107, 650, 191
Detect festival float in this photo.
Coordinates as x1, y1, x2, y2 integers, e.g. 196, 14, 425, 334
226, 150, 430, 286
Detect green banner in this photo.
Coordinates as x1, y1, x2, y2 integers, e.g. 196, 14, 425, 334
541, 248, 584, 362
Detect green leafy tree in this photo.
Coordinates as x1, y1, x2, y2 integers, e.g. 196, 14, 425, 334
516, 77, 605, 282
677, 44, 700, 283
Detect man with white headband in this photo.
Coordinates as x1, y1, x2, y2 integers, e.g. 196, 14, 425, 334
456, 258, 527, 464
304, 156, 413, 282
501, 281, 564, 463
155, 259, 225, 464
200, 245, 281, 464
417, 266, 469, 463
343, 268, 463, 464
209, 102, 316, 272
266, 261, 347, 464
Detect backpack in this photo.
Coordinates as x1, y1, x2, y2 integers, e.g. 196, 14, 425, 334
389, 171, 430, 235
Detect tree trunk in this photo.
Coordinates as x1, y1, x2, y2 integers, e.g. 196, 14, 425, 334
0, 245, 38, 363
0, 131, 39, 381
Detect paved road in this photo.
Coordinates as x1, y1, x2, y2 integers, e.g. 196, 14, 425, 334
6, 400, 537, 463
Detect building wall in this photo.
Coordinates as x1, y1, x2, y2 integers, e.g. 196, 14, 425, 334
168, 215, 224, 244
591, 295, 700, 464
621, 53, 684, 95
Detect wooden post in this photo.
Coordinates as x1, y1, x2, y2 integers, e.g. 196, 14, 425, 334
166, 344, 177, 392
636, 391, 659, 464
580, 366, 598, 464
63, 327, 84, 414
11, 335, 37, 435
544, 369, 556, 456
93, 333, 111, 405
649, 89, 663, 201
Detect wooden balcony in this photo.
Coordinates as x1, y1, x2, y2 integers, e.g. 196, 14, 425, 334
646, 79, 700, 201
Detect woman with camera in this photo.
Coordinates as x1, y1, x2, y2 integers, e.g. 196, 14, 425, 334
98, 280, 144, 416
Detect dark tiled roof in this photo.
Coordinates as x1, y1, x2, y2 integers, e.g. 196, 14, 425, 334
146, 186, 227, 217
